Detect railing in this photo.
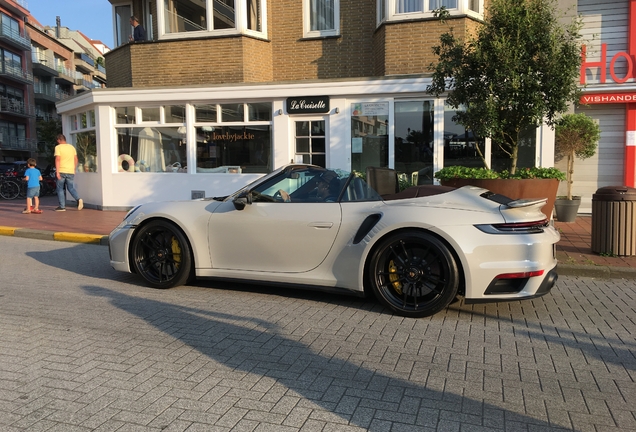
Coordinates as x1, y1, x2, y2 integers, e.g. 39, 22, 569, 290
0, 23, 30, 48
0, 61, 33, 82
56, 88, 72, 101
14, 0, 29, 9
96, 64, 106, 74
33, 81, 56, 98
35, 110, 60, 121
56, 64, 74, 78
32, 50, 56, 69
0, 96, 35, 116
77, 53, 95, 68
0, 135, 37, 151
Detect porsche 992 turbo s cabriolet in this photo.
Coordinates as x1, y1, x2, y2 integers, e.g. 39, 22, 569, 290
109, 164, 559, 318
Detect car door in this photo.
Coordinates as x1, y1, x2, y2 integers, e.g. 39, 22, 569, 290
209, 199, 342, 273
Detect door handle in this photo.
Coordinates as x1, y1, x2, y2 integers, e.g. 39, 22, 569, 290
308, 222, 333, 229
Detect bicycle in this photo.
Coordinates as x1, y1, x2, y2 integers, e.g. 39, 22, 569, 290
0, 177, 20, 200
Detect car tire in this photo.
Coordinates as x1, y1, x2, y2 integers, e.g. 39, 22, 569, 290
368, 230, 459, 318
131, 220, 193, 289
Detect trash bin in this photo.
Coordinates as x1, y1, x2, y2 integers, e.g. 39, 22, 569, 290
591, 186, 636, 255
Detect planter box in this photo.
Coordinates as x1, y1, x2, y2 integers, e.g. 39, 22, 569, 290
440, 178, 560, 219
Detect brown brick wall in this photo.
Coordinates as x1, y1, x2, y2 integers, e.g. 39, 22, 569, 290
105, 1, 487, 87
271, 0, 376, 81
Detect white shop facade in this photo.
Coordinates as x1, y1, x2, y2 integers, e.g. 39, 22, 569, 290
56, 76, 556, 210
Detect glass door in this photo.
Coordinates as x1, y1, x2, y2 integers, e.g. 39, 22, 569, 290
394, 100, 434, 184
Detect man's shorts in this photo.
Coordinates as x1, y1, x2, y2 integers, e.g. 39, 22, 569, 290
26, 186, 40, 199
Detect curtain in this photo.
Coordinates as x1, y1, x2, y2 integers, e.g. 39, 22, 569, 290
395, 0, 422, 13
310, 0, 334, 31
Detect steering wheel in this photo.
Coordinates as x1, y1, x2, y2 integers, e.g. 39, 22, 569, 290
251, 191, 276, 202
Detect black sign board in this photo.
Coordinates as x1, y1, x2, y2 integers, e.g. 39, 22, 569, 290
286, 96, 330, 114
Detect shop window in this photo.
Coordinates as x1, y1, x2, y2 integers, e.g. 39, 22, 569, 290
220, 103, 245, 122
116, 107, 136, 124
73, 131, 98, 172
442, 101, 486, 170
196, 125, 271, 173
295, 120, 326, 167
350, 102, 389, 175
164, 105, 186, 123
195, 104, 217, 122
117, 127, 188, 173
141, 107, 160, 122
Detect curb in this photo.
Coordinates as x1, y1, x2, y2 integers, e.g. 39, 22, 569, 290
556, 263, 636, 279
0, 226, 109, 246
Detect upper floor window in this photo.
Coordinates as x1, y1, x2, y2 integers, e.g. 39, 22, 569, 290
1, 13, 20, 35
378, 0, 482, 24
158, 0, 266, 40
304, 0, 339, 38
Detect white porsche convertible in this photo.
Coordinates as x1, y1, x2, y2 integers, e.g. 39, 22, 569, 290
109, 164, 559, 317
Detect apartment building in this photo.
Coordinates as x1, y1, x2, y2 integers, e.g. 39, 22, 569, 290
0, 0, 35, 162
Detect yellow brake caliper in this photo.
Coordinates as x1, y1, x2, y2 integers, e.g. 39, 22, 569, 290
171, 237, 181, 267
388, 260, 402, 294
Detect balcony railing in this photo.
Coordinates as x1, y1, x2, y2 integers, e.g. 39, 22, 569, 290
0, 96, 35, 117
33, 81, 56, 99
35, 110, 60, 121
0, 23, 30, 50
0, 134, 37, 151
0, 61, 33, 83
97, 64, 106, 74
55, 88, 72, 101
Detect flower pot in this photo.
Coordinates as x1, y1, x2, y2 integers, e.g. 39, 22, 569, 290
554, 197, 581, 223
440, 178, 560, 219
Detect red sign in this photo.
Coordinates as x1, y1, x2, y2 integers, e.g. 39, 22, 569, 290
580, 44, 635, 85
580, 93, 636, 104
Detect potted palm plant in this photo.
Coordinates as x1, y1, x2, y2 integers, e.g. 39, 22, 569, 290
553, 113, 601, 222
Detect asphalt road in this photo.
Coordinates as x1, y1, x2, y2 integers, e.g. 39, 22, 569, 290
1, 236, 635, 431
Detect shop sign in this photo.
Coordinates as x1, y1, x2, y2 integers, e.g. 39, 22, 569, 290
286, 96, 330, 114
352, 102, 389, 116
580, 93, 636, 104
580, 43, 634, 85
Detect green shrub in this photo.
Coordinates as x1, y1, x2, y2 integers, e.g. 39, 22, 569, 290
434, 166, 565, 181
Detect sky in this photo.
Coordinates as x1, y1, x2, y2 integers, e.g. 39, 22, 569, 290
27, 0, 114, 49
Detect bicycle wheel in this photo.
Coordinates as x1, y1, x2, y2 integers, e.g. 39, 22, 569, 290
18, 181, 27, 198
0, 180, 19, 200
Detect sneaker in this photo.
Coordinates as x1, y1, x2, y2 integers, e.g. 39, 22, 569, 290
55, 207, 66, 212
77, 198, 83, 211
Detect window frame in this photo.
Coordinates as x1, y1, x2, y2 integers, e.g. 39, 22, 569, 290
303, 0, 340, 38
376, 0, 483, 25
156, 0, 268, 41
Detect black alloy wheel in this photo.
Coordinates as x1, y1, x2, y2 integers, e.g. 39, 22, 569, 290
131, 220, 193, 289
369, 231, 459, 318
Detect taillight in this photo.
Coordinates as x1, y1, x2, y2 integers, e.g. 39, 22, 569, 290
495, 270, 544, 279
475, 219, 549, 234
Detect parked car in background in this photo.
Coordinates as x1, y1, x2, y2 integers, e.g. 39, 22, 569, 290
109, 164, 560, 318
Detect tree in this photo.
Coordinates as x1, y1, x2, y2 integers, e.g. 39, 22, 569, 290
36, 118, 62, 166
427, 0, 583, 174
554, 113, 600, 200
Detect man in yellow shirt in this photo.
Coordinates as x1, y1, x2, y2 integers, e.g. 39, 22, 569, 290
54, 134, 83, 211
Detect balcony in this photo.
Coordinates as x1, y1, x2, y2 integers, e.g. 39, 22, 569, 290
35, 110, 60, 122
33, 81, 57, 103
0, 96, 35, 117
0, 62, 33, 84
0, 24, 30, 51
93, 63, 107, 83
55, 64, 75, 85
55, 88, 72, 101
32, 51, 59, 77
74, 53, 95, 74
0, 134, 37, 151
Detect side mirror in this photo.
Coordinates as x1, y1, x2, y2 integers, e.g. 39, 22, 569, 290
233, 191, 252, 210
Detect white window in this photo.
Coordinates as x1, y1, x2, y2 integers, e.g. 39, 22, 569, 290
378, 0, 481, 24
304, 0, 339, 38
158, 0, 267, 40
